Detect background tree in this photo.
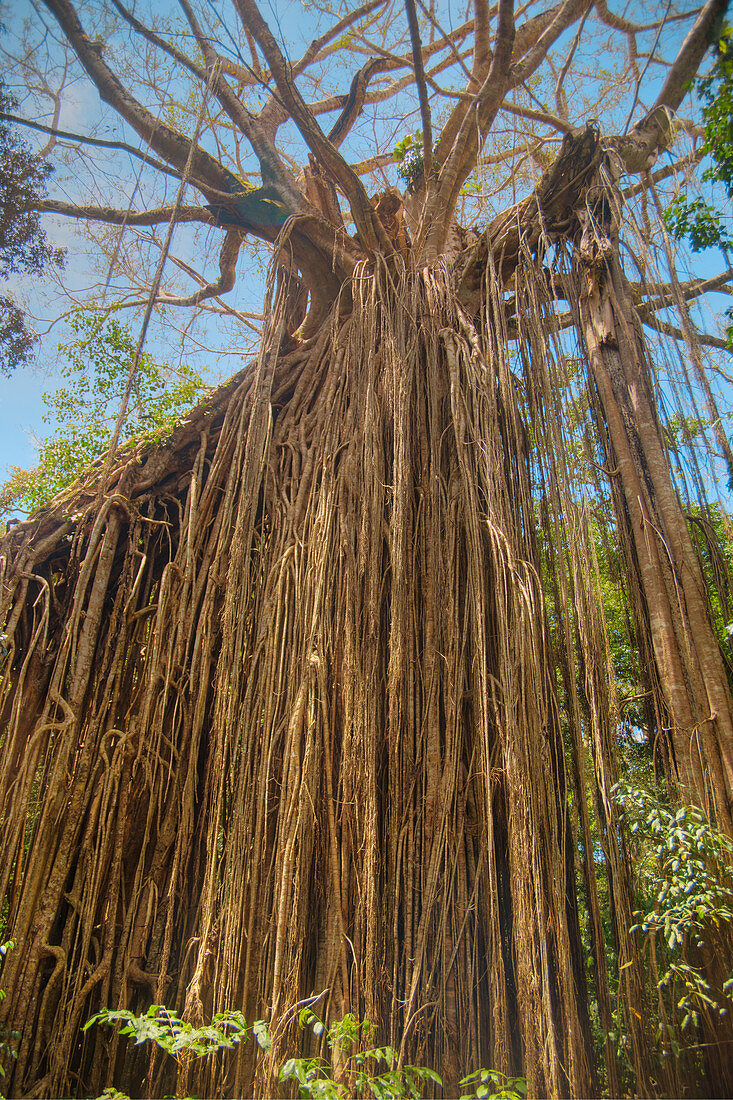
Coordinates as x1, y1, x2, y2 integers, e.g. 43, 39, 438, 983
0, 310, 207, 518
0, 80, 64, 374
1, 1, 733, 1098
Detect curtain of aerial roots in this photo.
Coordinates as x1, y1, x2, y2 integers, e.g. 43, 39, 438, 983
0, 248, 722, 1099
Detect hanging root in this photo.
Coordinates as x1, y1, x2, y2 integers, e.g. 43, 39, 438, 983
1, 243, 732, 1098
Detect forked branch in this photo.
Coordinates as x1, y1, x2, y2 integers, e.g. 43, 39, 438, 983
40, 0, 235, 196
231, 0, 394, 254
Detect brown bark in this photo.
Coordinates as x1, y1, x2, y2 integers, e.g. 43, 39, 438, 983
576, 237, 733, 830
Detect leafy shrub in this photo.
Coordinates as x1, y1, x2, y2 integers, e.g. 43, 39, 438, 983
614, 781, 733, 1034
86, 1002, 526, 1100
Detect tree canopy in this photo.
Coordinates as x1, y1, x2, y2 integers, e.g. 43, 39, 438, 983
0, 80, 64, 373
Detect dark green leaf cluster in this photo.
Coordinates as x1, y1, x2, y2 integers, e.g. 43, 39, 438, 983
662, 26, 733, 284
663, 195, 732, 253
698, 30, 733, 197
0, 81, 64, 373
614, 782, 733, 1031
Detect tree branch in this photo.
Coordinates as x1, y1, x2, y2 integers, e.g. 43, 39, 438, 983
40, 0, 235, 195
0, 112, 184, 182
501, 100, 571, 134
109, 0, 208, 84
404, 0, 433, 179
653, 0, 728, 114
510, 0, 592, 87
292, 0, 387, 77
155, 228, 244, 306
175, 0, 299, 201
643, 314, 730, 350
39, 199, 214, 225
230, 0, 393, 253
421, 0, 515, 257
327, 58, 386, 148
637, 268, 733, 315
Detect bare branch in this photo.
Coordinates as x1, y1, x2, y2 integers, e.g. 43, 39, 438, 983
0, 111, 184, 182
230, 0, 393, 253
39, 199, 214, 225
502, 100, 571, 134
40, 0, 235, 194
622, 152, 701, 197
155, 228, 244, 307
109, 0, 207, 83
174, 0, 299, 201
404, 0, 433, 179
643, 314, 730, 350
292, 0, 388, 76
422, 0, 515, 257
327, 58, 386, 148
510, 0, 593, 87
637, 268, 733, 315
473, 1, 494, 81
653, 0, 728, 114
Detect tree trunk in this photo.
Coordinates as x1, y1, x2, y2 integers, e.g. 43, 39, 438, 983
576, 224, 733, 831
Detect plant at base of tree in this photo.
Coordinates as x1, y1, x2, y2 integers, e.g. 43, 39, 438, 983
614, 781, 733, 1039
458, 1069, 527, 1100
279, 1008, 444, 1099
86, 1004, 521, 1100
83, 1003, 254, 1060
85, 1004, 267, 1100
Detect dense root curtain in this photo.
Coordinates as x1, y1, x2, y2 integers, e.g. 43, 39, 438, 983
1, 238, 733, 1097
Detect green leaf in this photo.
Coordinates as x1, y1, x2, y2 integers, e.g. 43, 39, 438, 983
253, 1019, 271, 1052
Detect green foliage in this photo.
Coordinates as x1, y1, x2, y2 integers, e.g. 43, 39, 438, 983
662, 27, 733, 348
0, 309, 208, 518
85, 1003, 518, 1100
0, 81, 65, 373
459, 1069, 527, 1100
394, 133, 424, 193
663, 194, 732, 253
614, 781, 733, 1033
662, 28, 733, 262
83, 1004, 253, 1059
697, 27, 733, 197
279, 1010, 443, 1099
0, 941, 19, 1094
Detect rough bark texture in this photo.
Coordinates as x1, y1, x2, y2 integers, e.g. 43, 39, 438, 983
2, 107, 733, 1099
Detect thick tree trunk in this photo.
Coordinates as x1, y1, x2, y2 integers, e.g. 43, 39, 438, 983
576, 244, 733, 831
0, 265, 605, 1099
2, 157, 733, 1098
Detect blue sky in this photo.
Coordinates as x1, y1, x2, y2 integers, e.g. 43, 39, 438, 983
1, 0, 730, 493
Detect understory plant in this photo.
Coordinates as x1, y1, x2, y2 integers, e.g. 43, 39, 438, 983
614, 780, 733, 1046
87, 1004, 526, 1100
